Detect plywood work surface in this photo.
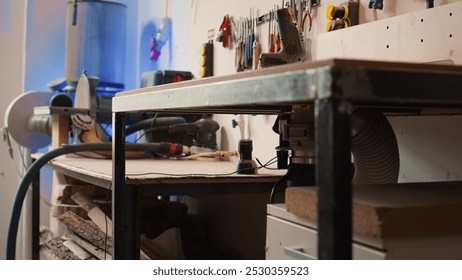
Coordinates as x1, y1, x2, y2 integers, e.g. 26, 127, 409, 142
285, 182, 462, 239
37, 155, 285, 186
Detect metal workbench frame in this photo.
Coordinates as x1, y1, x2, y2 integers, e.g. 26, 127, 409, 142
112, 59, 462, 260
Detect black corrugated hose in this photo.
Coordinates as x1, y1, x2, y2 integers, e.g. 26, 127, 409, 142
269, 108, 399, 203
351, 108, 400, 185
125, 116, 186, 136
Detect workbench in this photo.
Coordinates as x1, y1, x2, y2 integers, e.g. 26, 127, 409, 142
34, 155, 284, 259
113, 58, 462, 260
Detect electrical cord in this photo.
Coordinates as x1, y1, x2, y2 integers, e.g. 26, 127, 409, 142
126, 156, 278, 177
269, 168, 293, 204
18, 146, 28, 171
134, 126, 169, 143
255, 157, 279, 170
103, 182, 111, 260
127, 166, 254, 177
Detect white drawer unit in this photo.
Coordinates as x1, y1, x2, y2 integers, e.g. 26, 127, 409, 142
266, 204, 385, 260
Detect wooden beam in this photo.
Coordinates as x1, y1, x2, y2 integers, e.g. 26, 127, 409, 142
64, 232, 112, 260
59, 211, 112, 253
39, 227, 79, 260
71, 191, 112, 236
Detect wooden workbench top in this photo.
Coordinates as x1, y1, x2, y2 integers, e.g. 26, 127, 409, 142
33, 154, 285, 186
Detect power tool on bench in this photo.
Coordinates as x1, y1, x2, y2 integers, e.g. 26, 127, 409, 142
138, 70, 220, 150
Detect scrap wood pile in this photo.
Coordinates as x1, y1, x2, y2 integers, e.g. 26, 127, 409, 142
40, 189, 190, 260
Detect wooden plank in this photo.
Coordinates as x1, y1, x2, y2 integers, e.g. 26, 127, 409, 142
87, 207, 112, 237
50, 114, 70, 235
64, 232, 112, 260
39, 227, 79, 260
60, 184, 109, 205
71, 191, 112, 236
51, 114, 69, 148
59, 211, 112, 253
71, 191, 96, 213
67, 192, 152, 259
63, 239, 93, 260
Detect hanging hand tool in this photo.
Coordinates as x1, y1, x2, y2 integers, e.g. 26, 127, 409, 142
245, 9, 255, 68
326, 1, 359, 32
426, 0, 434, 8
274, 7, 282, 52
199, 40, 213, 77
150, 0, 173, 60
235, 19, 244, 72
216, 14, 231, 48
368, 0, 383, 10
259, 7, 306, 67
150, 17, 172, 60
301, 0, 313, 32
268, 10, 276, 53
240, 20, 246, 70
296, 0, 302, 26
252, 15, 261, 70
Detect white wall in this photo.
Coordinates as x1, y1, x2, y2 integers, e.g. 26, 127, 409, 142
137, 0, 192, 76
0, 0, 27, 260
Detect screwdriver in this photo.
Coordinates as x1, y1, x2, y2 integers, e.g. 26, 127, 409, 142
252, 15, 260, 70
269, 10, 276, 53
235, 19, 244, 72
245, 10, 255, 68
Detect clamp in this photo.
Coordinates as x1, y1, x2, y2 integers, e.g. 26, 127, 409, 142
368, 0, 384, 10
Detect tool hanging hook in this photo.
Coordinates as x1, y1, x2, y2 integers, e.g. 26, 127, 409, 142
216, 15, 231, 48
150, 0, 173, 61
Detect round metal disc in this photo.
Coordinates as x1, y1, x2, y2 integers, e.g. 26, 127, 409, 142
4, 91, 54, 149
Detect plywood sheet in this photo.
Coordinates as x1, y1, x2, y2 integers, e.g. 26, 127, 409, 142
285, 182, 462, 239
33, 154, 285, 185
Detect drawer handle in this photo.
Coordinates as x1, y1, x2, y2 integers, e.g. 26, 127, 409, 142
284, 246, 316, 260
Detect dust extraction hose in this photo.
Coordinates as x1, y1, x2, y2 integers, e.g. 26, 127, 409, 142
6, 142, 186, 260
351, 108, 400, 185
125, 116, 186, 136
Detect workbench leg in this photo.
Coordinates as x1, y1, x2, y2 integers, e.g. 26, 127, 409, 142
32, 163, 40, 260
112, 112, 140, 260
315, 99, 352, 260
